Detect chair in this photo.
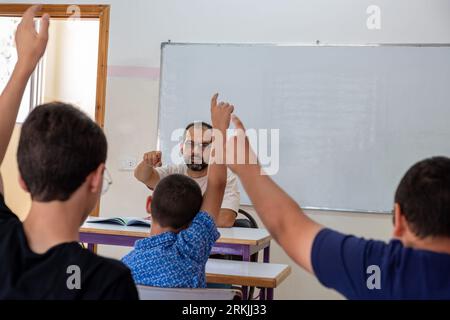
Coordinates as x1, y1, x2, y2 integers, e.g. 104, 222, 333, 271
137, 285, 242, 300
233, 209, 259, 265
234, 208, 259, 229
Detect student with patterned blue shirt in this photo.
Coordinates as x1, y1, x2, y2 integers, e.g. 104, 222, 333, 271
122, 94, 234, 288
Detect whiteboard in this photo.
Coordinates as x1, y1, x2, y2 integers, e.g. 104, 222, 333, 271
158, 43, 450, 213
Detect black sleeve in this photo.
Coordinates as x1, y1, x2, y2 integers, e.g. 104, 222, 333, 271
99, 271, 139, 300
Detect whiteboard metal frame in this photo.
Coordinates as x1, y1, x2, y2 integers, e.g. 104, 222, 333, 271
157, 42, 450, 214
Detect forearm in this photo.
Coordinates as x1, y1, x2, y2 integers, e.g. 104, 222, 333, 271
0, 64, 32, 165
0, 4, 49, 178
134, 161, 157, 187
204, 94, 234, 221
216, 209, 237, 228
202, 132, 227, 221
207, 161, 227, 192
208, 155, 227, 204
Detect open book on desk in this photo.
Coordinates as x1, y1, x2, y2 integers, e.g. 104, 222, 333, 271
87, 216, 151, 227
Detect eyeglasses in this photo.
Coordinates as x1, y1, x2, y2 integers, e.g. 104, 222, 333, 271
183, 140, 212, 150
101, 167, 113, 196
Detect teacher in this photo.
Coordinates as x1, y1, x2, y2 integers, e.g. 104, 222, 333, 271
134, 111, 240, 228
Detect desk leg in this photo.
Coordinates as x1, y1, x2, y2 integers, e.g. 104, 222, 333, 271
259, 288, 266, 300
267, 288, 274, 300
263, 244, 270, 263
262, 242, 273, 299
242, 245, 250, 262
241, 286, 248, 301
242, 246, 250, 300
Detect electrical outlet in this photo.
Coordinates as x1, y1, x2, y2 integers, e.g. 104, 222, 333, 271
119, 155, 137, 171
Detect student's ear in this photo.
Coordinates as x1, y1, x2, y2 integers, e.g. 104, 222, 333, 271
18, 175, 29, 193
392, 203, 406, 239
88, 163, 106, 194
146, 196, 152, 213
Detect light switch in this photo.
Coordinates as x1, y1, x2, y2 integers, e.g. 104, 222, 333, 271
118, 155, 137, 171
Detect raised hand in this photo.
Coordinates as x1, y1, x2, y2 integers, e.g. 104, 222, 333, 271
15, 5, 50, 75
210, 93, 234, 133
0, 5, 50, 192
226, 115, 258, 174
143, 151, 162, 168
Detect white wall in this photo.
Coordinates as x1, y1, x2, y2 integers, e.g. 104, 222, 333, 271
3, 0, 450, 299
43, 19, 99, 119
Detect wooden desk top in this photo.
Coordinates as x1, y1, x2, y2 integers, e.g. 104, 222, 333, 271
206, 259, 291, 288
80, 222, 272, 246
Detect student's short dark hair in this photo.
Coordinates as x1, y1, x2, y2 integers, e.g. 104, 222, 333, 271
151, 174, 203, 229
394, 156, 450, 238
17, 102, 107, 202
185, 121, 212, 131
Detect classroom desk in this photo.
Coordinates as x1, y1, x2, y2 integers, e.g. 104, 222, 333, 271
206, 259, 291, 300
80, 222, 273, 300
79, 222, 272, 262
136, 258, 290, 301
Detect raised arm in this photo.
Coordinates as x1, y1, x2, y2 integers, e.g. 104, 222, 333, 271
134, 151, 162, 189
0, 5, 49, 195
227, 115, 323, 273
200, 94, 234, 222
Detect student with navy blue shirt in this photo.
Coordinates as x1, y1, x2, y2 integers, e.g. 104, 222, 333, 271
227, 115, 450, 299
122, 94, 234, 288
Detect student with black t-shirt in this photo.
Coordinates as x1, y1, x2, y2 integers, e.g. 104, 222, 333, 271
0, 6, 138, 300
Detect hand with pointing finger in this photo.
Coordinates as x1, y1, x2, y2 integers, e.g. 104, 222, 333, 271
15, 5, 50, 75
211, 93, 234, 133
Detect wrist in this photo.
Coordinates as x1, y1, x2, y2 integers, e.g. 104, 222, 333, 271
212, 126, 227, 135
212, 128, 227, 145
233, 163, 260, 177
15, 60, 35, 78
